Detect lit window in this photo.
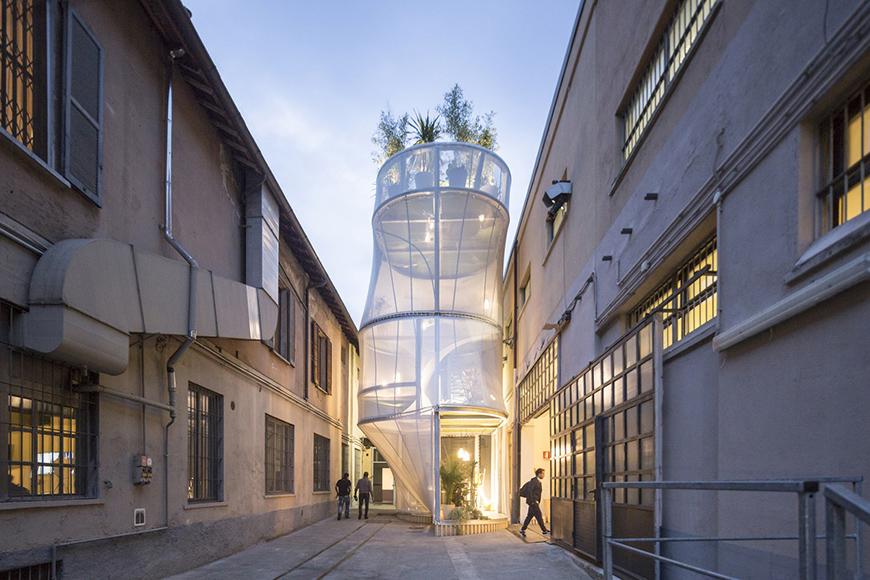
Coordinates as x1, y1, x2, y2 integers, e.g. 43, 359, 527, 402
547, 203, 568, 245
817, 82, 870, 235
187, 383, 223, 502
622, 0, 717, 159
265, 415, 294, 495
629, 237, 717, 349
313, 434, 330, 492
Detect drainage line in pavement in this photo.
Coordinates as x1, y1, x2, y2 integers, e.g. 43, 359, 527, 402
270, 522, 368, 580
315, 523, 389, 580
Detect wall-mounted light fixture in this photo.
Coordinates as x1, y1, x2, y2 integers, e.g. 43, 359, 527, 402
602, 255, 613, 262
542, 180, 572, 222
620, 228, 633, 235
644, 193, 659, 201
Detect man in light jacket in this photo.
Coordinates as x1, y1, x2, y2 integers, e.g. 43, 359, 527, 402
519, 468, 550, 537
354, 471, 373, 520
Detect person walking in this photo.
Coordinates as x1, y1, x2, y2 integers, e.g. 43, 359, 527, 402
335, 472, 352, 520
354, 471, 372, 520
519, 467, 550, 537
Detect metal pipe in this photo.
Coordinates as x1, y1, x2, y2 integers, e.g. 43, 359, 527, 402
798, 491, 817, 580
76, 384, 175, 413
511, 239, 520, 524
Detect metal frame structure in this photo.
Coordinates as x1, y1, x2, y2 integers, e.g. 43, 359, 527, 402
601, 477, 865, 580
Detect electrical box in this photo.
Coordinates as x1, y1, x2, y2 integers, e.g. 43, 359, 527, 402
133, 455, 153, 485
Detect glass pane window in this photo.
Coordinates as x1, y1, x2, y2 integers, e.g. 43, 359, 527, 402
1, 0, 46, 153
265, 415, 294, 494
187, 383, 223, 502
817, 83, 870, 235
313, 434, 330, 492
622, 0, 717, 159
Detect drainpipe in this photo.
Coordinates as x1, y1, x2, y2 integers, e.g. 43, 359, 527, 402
161, 48, 198, 529
511, 241, 521, 524
303, 277, 327, 400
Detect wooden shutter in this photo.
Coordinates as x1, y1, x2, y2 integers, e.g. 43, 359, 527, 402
277, 289, 289, 357
310, 320, 319, 386
64, 11, 103, 203
325, 336, 332, 393
287, 294, 295, 363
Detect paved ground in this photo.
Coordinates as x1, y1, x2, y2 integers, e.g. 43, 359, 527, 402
168, 511, 593, 580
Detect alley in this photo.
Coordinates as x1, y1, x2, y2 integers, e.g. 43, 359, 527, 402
168, 512, 592, 580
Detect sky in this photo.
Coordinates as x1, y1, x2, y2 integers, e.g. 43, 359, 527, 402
184, 0, 579, 325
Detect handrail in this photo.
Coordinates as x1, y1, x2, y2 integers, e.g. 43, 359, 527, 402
600, 477, 864, 580
825, 484, 870, 579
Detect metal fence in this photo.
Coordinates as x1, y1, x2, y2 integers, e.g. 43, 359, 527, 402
601, 478, 864, 580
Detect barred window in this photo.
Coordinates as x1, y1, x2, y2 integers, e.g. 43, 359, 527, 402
275, 287, 296, 364
622, 0, 717, 159
518, 336, 559, 423
265, 415, 294, 494
313, 434, 330, 492
817, 82, 870, 235
0, 346, 97, 501
629, 236, 717, 349
1, 0, 47, 155
187, 383, 222, 502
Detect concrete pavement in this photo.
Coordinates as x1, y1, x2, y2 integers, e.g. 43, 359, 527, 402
168, 511, 594, 579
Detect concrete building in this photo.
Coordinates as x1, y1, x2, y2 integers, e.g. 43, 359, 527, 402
0, 1, 361, 578
504, 0, 870, 578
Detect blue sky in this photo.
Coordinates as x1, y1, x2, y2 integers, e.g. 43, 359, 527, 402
185, 0, 579, 324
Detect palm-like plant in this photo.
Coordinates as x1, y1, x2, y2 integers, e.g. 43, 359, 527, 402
409, 111, 442, 144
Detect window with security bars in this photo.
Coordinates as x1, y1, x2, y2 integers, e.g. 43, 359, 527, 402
313, 434, 330, 492
622, 0, 718, 159
628, 236, 717, 349
550, 321, 656, 506
1, 0, 47, 154
265, 415, 294, 494
518, 336, 558, 423
0, 561, 58, 579
817, 81, 870, 235
0, 344, 98, 501
187, 383, 222, 502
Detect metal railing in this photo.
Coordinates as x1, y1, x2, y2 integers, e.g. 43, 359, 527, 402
601, 478, 864, 580
825, 484, 870, 580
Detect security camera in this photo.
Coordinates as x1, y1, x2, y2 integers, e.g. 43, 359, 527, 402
542, 180, 571, 208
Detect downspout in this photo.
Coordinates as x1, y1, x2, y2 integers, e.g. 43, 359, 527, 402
511, 241, 521, 524
303, 277, 327, 400
161, 48, 197, 528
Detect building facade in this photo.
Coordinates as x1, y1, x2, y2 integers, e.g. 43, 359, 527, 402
0, 1, 360, 578
504, 0, 870, 578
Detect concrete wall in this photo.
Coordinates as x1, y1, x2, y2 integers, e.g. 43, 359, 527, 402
0, 0, 360, 577
506, 0, 870, 576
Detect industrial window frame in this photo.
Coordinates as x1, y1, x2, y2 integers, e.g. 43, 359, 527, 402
621, 0, 719, 161
313, 434, 330, 492
0, 341, 98, 502
265, 414, 294, 495
518, 336, 559, 423
187, 383, 223, 503
816, 80, 870, 236
628, 236, 718, 350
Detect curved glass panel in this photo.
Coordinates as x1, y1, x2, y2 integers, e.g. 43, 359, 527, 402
360, 143, 510, 515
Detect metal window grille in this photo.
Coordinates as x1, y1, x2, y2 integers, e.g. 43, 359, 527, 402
265, 415, 294, 494
628, 236, 717, 349
187, 383, 222, 502
550, 320, 656, 506
518, 336, 559, 423
622, 0, 717, 159
1, 0, 38, 150
817, 81, 870, 235
0, 319, 98, 501
0, 561, 58, 579
313, 434, 330, 491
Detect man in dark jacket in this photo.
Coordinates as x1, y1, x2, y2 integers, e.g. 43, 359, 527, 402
335, 473, 352, 520
519, 468, 550, 537
354, 472, 373, 519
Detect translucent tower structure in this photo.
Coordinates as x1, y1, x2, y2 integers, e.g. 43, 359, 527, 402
359, 143, 510, 518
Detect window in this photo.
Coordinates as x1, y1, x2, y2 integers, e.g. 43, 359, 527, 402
310, 321, 332, 393
275, 287, 296, 364
187, 383, 222, 502
0, 350, 98, 500
622, 0, 717, 159
0, 0, 47, 155
265, 415, 294, 494
313, 434, 330, 492
817, 81, 870, 235
546, 203, 568, 245
629, 236, 717, 349
519, 270, 531, 309
518, 336, 559, 423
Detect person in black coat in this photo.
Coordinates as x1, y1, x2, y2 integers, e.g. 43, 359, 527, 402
519, 468, 550, 537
